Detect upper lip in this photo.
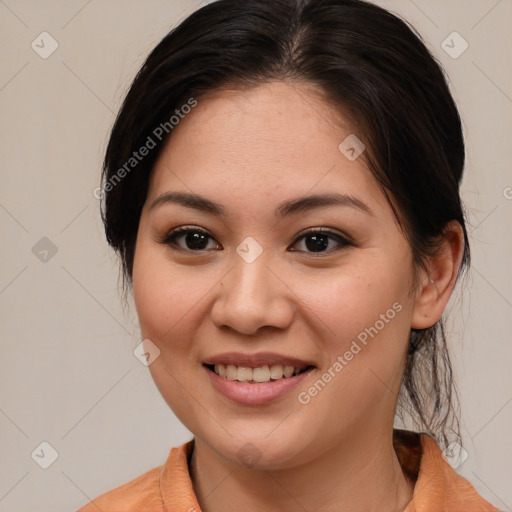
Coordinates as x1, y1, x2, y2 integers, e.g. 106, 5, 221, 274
202, 352, 316, 369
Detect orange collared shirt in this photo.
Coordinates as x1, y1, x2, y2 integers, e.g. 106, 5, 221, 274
77, 429, 499, 512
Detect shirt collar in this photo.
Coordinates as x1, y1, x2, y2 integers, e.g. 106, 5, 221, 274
159, 438, 200, 511
158, 429, 498, 512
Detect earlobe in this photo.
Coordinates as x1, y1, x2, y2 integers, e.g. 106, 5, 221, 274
411, 221, 465, 329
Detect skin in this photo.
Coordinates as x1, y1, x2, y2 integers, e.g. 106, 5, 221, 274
131, 81, 464, 512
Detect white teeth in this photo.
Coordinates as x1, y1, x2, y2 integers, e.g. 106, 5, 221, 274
211, 364, 307, 382
237, 367, 252, 382
269, 364, 284, 379
226, 365, 237, 380
252, 366, 271, 382
214, 364, 226, 378
284, 365, 294, 378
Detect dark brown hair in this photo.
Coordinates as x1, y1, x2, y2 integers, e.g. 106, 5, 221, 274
100, 0, 469, 449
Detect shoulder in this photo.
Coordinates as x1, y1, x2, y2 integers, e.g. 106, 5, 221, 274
76, 465, 164, 512
393, 429, 500, 512
415, 432, 500, 512
75, 441, 196, 512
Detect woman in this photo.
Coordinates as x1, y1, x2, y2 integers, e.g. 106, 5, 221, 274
78, 0, 499, 510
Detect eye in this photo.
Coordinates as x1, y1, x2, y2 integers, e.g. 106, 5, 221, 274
289, 228, 352, 254
158, 226, 351, 254
158, 226, 221, 251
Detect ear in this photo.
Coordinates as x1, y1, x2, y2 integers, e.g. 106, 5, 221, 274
411, 221, 465, 329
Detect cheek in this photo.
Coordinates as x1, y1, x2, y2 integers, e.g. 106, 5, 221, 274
132, 241, 207, 347
297, 256, 413, 402
131, 242, 210, 426
302, 258, 411, 344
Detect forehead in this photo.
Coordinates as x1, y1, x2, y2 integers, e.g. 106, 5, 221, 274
147, 81, 385, 212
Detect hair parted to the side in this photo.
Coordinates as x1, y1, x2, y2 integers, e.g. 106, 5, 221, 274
100, 0, 470, 450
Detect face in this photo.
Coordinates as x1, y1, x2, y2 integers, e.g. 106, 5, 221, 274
132, 81, 419, 469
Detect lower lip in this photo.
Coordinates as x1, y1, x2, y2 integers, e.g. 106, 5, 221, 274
204, 365, 314, 405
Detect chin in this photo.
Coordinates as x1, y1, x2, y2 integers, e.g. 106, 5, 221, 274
193, 419, 322, 471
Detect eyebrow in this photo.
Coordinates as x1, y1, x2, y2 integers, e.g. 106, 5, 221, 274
149, 191, 373, 217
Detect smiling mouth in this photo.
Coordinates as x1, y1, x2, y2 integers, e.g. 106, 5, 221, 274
203, 363, 315, 384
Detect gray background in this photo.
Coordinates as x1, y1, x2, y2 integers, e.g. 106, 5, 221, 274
0, 1, 510, 511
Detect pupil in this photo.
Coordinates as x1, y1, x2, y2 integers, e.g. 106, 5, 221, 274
305, 233, 328, 252
186, 232, 208, 250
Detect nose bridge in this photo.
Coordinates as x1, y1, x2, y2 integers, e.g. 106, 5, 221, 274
210, 242, 293, 334
231, 235, 273, 298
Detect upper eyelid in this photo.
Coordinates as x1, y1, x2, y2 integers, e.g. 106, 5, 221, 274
167, 225, 348, 238
294, 226, 349, 238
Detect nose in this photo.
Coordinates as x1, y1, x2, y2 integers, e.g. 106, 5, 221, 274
210, 252, 295, 336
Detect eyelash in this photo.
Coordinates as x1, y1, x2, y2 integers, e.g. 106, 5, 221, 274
158, 225, 352, 255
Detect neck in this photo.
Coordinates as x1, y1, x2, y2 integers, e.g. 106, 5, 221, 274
189, 427, 415, 512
